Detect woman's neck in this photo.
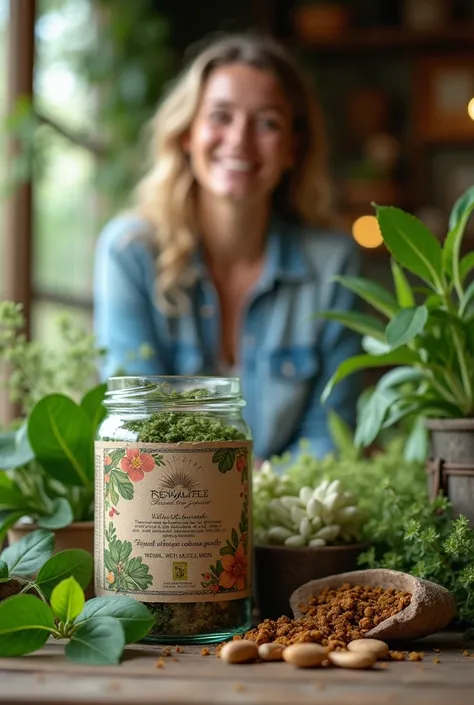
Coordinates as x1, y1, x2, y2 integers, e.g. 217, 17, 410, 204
197, 192, 270, 269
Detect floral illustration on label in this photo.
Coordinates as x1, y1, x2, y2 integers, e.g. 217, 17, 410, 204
104, 448, 166, 516
104, 521, 153, 591
200, 449, 249, 594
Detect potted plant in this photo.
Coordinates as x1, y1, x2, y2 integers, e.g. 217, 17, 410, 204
318, 185, 474, 521
253, 412, 371, 619
0, 301, 106, 554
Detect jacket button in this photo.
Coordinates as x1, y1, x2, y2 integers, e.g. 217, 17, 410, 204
281, 361, 296, 377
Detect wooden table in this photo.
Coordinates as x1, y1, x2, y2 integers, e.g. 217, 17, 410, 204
1, 632, 473, 704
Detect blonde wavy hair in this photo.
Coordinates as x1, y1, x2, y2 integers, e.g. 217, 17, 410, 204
135, 32, 333, 312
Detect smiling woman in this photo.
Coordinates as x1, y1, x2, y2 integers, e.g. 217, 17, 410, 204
93, 32, 362, 463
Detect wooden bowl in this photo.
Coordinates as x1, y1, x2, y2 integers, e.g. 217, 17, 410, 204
290, 568, 456, 642
254, 543, 370, 620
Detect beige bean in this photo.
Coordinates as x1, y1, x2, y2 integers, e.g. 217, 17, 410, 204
258, 643, 285, 661
220, 640, 258, 664
329, 651, 377, 669
348, 638, 390, 659
282, 643, 327, 668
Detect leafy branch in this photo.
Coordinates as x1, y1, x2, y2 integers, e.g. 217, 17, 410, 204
0, 529, 154, 663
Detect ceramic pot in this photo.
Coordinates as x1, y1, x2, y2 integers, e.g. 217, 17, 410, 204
426, 418, 474, 525
254, 542, 370, 620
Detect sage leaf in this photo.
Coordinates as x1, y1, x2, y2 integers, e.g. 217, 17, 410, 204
37, 498, 74, 530
28, 394, 94, 487
317, 310, 385, 341
385, 306, 428, 349
391, 260, 415, 308
80, 383, 107, 431
443, 201, 474, 282
75, 595, 154, 643
1, 529, 54, 577
377, 366, 424, 390
51, 576, 85, 622
404, 416, 428, 463
0, 594, 55, 656
327, 410, 358, 460
374, 205, 442, 288
332, 275, 398, 318
0, 559, 8, 579
35, 549, 93, 598
66, 616, 125, 665
321, 350, 420, 404
361, 336, 391, 356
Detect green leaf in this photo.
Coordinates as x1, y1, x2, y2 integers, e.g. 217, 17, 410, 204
0, 424, 34, 470
385, 306, 428, 349
443, 200, 474, 285
361, 336, 391, 356
332, 275, 398, 318
1, 529, 54, 577
0, 473, 26, 509
50, 576, 85, 622
80, 383, 107, 432
212, 448, 236, 473
460, 280, 474, 316
28, 394, 94, 487
448, 184, 474, 231
0, 510, 25, 544
75, 595, 154, 643
354, 389, 399, 447
0, 559, 8, 579
35, 549, 93, 598
231, 528, 239, 548
391, 260, 415, 308
374, 205, 442, 288
114, 471, 134, 500
377, 366, 424, 390
317, 310, 385, 340
110, 485, 120, 506
37, 498, 74, 530
404, 416, 428, 463
321, 350, 420, 404
0, 594, 55, 656
220, 546, 235, 556
65, 616, 125, 665
327, 409, 357, 458
460, 252, 474, 284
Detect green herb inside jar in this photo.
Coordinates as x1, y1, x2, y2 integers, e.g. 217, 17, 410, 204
95, 377, 253, 644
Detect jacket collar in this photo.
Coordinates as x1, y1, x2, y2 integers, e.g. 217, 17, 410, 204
193, 211, 313, 287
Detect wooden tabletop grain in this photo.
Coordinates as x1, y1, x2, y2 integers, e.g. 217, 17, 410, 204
1, 632, 473, 705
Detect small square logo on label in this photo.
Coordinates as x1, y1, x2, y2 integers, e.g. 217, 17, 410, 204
173, 562, 188, 581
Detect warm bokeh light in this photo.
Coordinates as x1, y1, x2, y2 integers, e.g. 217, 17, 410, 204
352, 215, 383, 249
468, 97, 474, 121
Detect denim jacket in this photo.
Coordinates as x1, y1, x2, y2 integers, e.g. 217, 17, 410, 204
94, 212, 362, 461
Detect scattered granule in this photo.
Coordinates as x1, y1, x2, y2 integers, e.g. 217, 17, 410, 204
433, 648, 441, 653
172, 658, 179, 662
389, 651, 406, 661
232, 683, 246, 692
162, 647, 172, 657
378, 662, 388, 670
433, 657, 440, 664
156, 658, 166, 669
408, 652, 424, 662
175, 646, 184, 653
242, 584, 410, 650
201, 648, 211, 656
462, 650, 470, 657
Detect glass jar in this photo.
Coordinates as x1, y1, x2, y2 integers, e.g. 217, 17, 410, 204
94, 375, 253, 644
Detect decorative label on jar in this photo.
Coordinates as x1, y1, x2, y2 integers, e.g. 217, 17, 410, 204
94, 441, 252, 603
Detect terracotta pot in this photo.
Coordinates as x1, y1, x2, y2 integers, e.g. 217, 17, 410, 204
7, 521, 95, 598
426, 418, 474, 525
254, 542, 370, 620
